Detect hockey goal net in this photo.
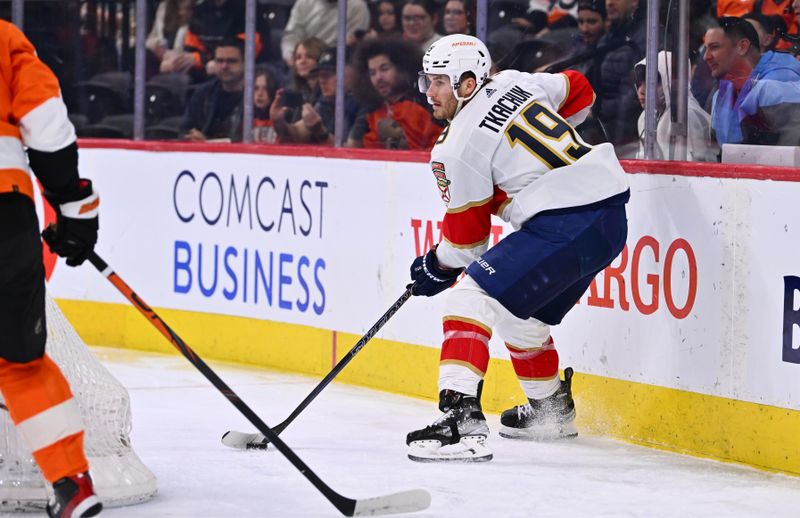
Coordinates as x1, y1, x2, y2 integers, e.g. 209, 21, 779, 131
0, 293, 158, 511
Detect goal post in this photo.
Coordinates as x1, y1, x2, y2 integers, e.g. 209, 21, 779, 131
0, 293, 157, 511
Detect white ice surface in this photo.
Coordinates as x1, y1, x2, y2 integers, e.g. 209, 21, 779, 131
7, 347, 800, 518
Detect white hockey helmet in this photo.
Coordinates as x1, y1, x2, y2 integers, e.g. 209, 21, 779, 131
418, 34, 492, 103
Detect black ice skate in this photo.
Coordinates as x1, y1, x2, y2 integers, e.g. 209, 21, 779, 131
406, 390, 492, 462
500, 367, 578, 441
47, 471, 102, 518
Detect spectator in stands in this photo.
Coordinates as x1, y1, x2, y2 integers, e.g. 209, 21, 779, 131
717, 0, 797, 47
179, 0, 269, 81
559, 0, 607, 86
537, 2, 609, 147
577, 0, 605, 48
689, 4, 722, 111
634, 51, 719, 161
252, 65, 279, 143
595, 0, 650, 156
742, 12, 781, 52
705, 17, 800, 146
516, 0, 578, 36
181, 38, 245, 141
443, 0, 472, 35
281, 0, 370, 65
183, 0, 245, 80
367, 0, 403, 39
147, 0, 193, 66
766, 15, 790, 49
347, 38, 441, 149
287, 38, 328, 104
271, 48, 359, 145
401, 0, 443, 51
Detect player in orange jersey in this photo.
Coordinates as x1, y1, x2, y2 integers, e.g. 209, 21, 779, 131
0, 20, 101, 518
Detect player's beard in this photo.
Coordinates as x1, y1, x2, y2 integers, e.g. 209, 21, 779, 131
435, 95, 459, 121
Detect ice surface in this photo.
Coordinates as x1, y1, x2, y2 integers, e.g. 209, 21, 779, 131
4, 347, 799, 518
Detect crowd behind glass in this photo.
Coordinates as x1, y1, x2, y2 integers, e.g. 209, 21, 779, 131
8, 0, 800, 161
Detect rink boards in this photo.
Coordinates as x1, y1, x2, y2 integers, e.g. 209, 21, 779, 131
46, 142, 800, 475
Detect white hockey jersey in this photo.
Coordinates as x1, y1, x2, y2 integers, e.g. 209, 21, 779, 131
430, 69, 630, 269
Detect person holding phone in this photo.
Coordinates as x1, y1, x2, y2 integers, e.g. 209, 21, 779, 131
269, 88, 304, 129
270, 49, 359, 145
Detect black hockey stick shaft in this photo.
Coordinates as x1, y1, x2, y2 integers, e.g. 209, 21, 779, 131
87, 251, 364, 516
269, 286, 413, 438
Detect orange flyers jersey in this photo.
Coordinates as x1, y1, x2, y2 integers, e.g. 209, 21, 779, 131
0, 20, 76, 200
363, 99, 442, 151
528, 0, 579, 24
429, 69, 629, 269
717, 0, 798, 41
718, 0, 793, 18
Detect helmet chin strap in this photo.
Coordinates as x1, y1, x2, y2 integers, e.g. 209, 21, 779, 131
449, 84, 480, 121
451, 98, 465, 121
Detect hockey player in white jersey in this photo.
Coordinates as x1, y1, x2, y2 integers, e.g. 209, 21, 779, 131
406, 34, 629, 462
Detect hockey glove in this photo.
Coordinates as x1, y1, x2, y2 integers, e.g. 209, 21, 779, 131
42, 179, 99, 267
408, 247, 463, 297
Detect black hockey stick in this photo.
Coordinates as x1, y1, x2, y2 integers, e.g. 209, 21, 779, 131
222, 286, 414, 450
86, 251, 429, 516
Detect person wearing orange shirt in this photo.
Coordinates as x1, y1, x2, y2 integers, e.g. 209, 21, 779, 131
347, 38, 442, 150
0, 20, 100, 518
717, 0, 797, 49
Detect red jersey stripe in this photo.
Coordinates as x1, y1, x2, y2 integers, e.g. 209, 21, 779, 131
441, 318, 492, 375
442, 204, 491, 246
442, 186, 509, 247
505, 345, 559, 380
557, 70, 595, 120
490, 186, 509, 215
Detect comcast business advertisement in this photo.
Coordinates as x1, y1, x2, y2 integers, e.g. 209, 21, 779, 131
46, 148, 800, 410
48, 148, 439, 333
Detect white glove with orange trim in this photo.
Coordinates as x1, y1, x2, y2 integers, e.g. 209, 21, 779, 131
42, 179, 99, 267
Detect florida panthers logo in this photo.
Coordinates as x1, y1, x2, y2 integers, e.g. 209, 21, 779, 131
431, 161, 451, 203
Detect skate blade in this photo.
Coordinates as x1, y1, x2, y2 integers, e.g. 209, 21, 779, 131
498, 421, 578, 441
407, 436, 493, 463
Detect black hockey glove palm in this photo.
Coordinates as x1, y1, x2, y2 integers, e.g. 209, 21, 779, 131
42, 179, 99, 267
409, 247, 463, 297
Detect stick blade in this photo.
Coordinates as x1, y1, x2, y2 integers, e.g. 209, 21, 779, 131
221, 430, 268, 450
352, 489, 431, 516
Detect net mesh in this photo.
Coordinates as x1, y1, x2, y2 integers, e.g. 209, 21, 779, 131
0, 294, 158, 511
